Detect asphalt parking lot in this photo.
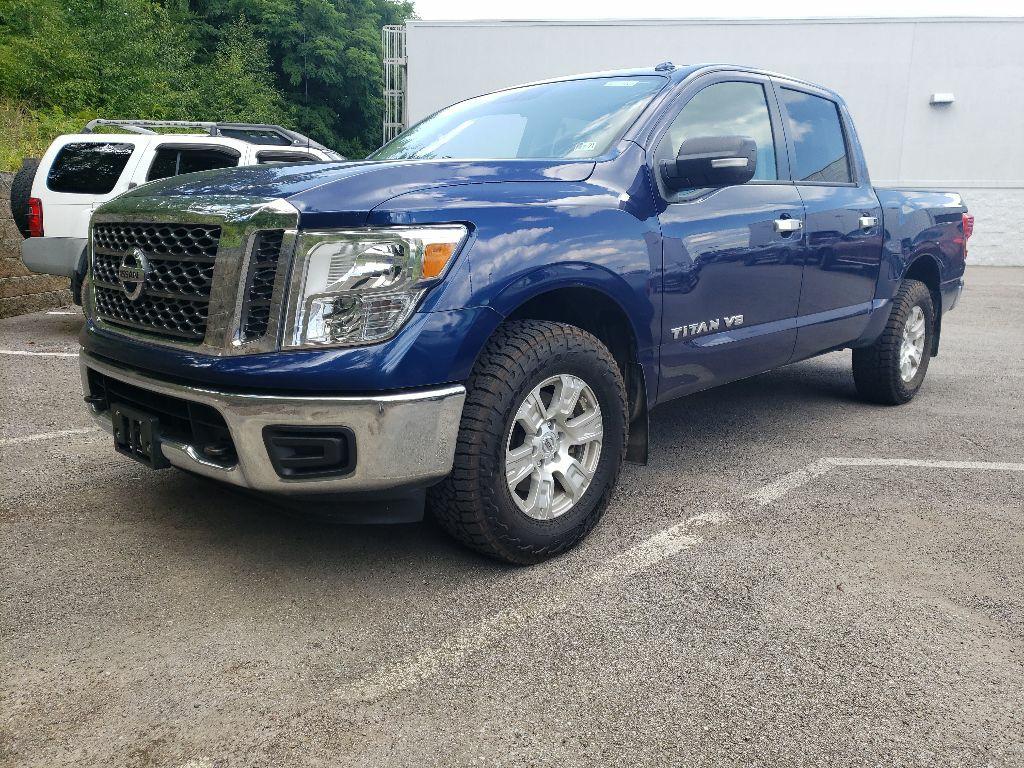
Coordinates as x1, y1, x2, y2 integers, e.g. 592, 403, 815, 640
2, 266, 1023, 767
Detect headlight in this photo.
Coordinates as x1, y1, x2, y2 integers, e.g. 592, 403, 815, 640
283, 226, 468, 348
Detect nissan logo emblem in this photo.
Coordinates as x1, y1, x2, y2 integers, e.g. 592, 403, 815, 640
117, 248, 150, 301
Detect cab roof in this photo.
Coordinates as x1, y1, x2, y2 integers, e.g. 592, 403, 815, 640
519, 62, 840, 99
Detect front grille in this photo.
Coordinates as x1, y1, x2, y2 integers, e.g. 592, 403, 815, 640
93, 223, 220, 258
87, 369, 235, 463
94, 252, 214, 299
94, 285, 209, 340
240, 230, 284, 342
91, 223, 221, 342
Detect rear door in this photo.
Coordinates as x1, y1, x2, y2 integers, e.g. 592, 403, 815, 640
34, 136, 146, 238
652, 72, 806, 402
774, 81, 883, 359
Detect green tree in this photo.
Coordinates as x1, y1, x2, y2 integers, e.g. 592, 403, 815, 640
0, 0, 95, 110
190, 0, 414, 156
0, 0, 199, 118
0, 0, 414, 168
194, 16, 288, 124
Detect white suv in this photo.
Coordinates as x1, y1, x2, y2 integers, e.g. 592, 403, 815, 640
14, 120, 342, 302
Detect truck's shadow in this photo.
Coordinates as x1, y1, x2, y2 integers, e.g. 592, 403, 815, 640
129, 352, 860, 580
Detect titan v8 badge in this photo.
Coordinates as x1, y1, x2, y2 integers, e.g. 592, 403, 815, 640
671, 314, 744, 340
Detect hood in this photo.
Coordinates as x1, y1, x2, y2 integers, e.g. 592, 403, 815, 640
129, 159, 596, 227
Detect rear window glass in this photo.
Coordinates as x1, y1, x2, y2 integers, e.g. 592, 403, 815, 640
47, 142, 134, 194
779, 89, 853, 183
148, 146, 239, 181
219, 128, 290, 145
255, 150, 318, 164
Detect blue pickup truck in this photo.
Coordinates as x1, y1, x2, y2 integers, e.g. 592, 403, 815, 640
80, 64, 972, 563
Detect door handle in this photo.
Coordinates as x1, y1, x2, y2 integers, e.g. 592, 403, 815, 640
774, 218, 803, 233
859, 215, 879, 230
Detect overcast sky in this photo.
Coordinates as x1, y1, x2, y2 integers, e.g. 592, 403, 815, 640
413, 0, 1022, 20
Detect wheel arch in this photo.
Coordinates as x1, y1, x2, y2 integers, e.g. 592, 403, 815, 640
903, 252, 943, 355
903, 252, 942, 295
484, 274, 653, 464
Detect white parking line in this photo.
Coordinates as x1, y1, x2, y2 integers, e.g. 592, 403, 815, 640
0, 427, 98, 448
0, 349, 78, 358
748, 457, 1024, 505
331, 457, 1024, 705
334, 510, 725, 704
45, 310, 79, 316
747, 458, 837, 506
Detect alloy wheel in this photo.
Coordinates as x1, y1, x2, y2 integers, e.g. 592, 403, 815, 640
899, 305, 927, 382
504, 374, 603, 520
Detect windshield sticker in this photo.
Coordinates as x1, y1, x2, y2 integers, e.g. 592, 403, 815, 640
605, 80, 641, 87
572, 141, 598, 153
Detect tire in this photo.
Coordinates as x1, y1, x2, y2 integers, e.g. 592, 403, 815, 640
852, 279, 935, 405
10, 158, 40, 239
429, 320, 628, 565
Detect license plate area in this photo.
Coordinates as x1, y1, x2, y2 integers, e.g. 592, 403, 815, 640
111, 402, 170, 469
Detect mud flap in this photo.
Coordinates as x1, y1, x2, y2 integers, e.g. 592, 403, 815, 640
625, 361, 648, 465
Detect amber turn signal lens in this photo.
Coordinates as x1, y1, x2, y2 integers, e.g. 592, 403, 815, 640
422, 242, 455, 278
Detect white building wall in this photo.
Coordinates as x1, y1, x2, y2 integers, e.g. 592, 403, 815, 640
404, 18, 1024, 265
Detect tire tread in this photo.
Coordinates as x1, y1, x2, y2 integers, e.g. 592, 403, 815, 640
10, 158, 40, 239
852, 279, 934, 405
429, 320, 627, 564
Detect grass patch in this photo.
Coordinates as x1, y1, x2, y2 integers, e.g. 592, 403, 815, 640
0, 101, 96, 172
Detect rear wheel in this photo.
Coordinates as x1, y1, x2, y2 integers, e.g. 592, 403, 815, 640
852, 279, 935, 405
429, 320, 627, 564
10, 158, 40, 239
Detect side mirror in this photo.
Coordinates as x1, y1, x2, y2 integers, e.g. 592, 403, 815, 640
659, 135, 758, 192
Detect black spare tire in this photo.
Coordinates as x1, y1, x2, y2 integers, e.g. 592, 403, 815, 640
10, 157, 40, 239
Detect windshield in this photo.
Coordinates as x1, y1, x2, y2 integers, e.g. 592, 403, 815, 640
370, 76, 667, 161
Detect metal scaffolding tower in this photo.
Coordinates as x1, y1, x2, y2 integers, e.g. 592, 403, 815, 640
382, 25, 407, 146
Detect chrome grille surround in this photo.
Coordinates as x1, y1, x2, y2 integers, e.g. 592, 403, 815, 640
85, 194, 300, 356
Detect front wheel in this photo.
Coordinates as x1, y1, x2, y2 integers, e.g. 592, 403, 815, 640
429, 320, 628, 564
852, 279, 935, 405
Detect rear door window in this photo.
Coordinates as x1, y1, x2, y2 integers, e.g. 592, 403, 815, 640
47, 142, 135, 194
778, 89, 853, 183
255, 150, 319, 164
147, 146, 240, 181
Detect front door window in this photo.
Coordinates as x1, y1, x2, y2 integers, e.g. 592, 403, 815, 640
655, 81, 779, 199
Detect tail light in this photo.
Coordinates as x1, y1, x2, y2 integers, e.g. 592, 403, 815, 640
958, 211, 974, 260
954, 211, 970, 260
27, 197, 43, 238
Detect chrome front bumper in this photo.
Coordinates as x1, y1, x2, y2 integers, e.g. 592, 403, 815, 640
81, 352, 466, 494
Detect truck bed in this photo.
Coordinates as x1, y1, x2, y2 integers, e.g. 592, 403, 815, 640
875, 187, 968, 299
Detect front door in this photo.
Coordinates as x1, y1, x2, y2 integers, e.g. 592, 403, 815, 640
653, 75, 806, 403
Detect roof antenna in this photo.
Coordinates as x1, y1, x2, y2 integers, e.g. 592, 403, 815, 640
654, 61, 676, 72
